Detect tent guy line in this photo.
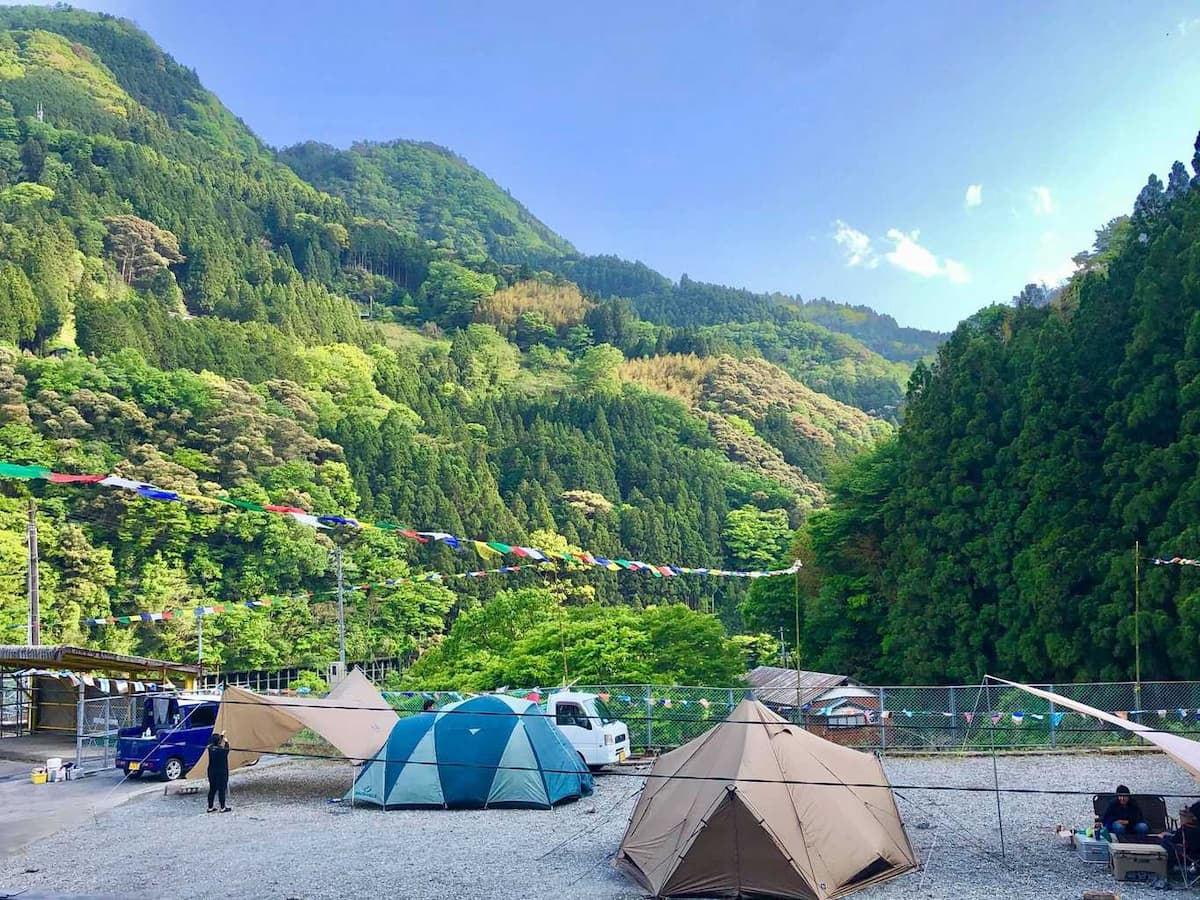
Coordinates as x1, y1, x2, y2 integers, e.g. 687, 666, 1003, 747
204, 695, 1200, 735
222, 744, 1200, 797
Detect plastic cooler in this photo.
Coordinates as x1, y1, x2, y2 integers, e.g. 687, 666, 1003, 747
1108, 842, 1168, 881
1075, 834, 1110, 863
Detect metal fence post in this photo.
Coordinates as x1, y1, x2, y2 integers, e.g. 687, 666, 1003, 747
878, 687, 887, 753
949, 685, 957, 747
645, 685, 653, 751
103, 694, 111, 770
75, 678, 84, 769
1049, 683, 1057, 748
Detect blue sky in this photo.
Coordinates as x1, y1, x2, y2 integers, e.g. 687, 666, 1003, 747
65, 0, 1200, 331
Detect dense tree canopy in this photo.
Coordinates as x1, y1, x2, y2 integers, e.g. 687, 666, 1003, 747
753, 141, 1200, 683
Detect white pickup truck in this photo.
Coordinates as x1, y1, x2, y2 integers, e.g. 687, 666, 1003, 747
545, 691, 630, 768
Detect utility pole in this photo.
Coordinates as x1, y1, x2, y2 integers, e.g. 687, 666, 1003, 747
793, 569, 802, 715
335, 545, 346, 674
779, 626, 786, 667
1134, 539, 1142, 691
197, 614, 204, 666
26, 498, 39, 646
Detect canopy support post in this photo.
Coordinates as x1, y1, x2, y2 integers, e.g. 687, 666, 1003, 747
985, 676, 1006, 860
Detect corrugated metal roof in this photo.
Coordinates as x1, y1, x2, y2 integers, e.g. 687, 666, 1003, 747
745, 665, 856, 708
0, 644, 201, 675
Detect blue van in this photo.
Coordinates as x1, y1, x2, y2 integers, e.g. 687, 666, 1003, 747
115, 695, 219, 781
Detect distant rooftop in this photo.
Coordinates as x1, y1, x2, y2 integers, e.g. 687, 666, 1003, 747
745, 665, 858, 708
0, 645, 201, 677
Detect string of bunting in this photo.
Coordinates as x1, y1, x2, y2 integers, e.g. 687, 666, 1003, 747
0, 461, 802, 581
81, 563, 576, 627
1153, 557, 1200, 567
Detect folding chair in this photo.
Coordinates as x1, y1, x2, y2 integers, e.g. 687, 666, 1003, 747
1166, 835, 1200, 889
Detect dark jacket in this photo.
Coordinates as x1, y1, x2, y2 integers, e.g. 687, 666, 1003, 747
208, 743, 230, 782
1102, 797, 1145, 829
1165, 823, 1200, 858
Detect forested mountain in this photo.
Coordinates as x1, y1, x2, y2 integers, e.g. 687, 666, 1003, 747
0, 6, 911, 681
745, 136, 1200, 683
281, 141, 945, 414
279, 140, 574, 266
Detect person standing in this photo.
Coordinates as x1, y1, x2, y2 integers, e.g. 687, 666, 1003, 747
206, 731, 231, 813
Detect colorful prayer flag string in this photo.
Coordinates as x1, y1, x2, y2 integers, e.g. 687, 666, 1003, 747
0, 460, 803, 582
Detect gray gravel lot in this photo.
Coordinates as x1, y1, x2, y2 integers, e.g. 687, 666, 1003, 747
1, 752, 1197, 899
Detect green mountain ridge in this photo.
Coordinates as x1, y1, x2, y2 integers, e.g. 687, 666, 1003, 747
280, 140, 575, 266
0, 6, 900, 677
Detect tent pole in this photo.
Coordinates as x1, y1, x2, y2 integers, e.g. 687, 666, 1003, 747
985, 676, 1006, 860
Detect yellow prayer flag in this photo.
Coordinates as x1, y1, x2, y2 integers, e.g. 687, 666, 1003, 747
474, 540, 501, 559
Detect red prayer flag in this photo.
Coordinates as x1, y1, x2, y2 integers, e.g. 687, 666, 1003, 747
49, 473, 106, 483
399, 530, 429, 543
510, 547, 529, 558
525, 691, 540, 702
264, 505, 306, 514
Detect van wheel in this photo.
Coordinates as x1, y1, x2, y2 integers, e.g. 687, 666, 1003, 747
163, 757, 184, 781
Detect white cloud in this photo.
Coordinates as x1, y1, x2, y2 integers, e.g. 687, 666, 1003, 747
833, 220, 878, 268
1030, 257, 1078, 287
883, 229, 970, 283
885, 229, 941, 277
1180, 17, 1200, 36
1032, 186, 1054, 216
964, 184, 983, 208
943, 258, 971, 284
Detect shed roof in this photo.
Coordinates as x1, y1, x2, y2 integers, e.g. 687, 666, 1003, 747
745, 665, 857, 708
0, 645, 201, 677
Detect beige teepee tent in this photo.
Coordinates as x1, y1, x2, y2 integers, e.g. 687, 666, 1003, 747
187, 667, 397, 780
616, 698, 916, 899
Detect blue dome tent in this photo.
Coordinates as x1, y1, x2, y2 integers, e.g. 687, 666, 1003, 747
348, 694, 593, 809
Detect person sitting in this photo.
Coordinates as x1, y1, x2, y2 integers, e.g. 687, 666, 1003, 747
1160, 802, 1200, 866
1103, 784, 1149, 838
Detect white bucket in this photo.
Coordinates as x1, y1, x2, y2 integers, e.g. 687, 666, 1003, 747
46, 757, 62, 770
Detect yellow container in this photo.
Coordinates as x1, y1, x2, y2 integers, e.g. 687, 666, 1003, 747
30, 767, 47, 784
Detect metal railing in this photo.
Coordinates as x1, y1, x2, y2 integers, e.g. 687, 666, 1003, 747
200, 656, 409, 692
1, 674, 31, 737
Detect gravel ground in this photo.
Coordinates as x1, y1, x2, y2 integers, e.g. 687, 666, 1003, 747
0, 752, 1196, 899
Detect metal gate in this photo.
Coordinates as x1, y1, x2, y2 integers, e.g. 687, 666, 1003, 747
76, 693, 145, 773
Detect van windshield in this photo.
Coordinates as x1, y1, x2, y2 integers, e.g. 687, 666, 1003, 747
593, 698, 618, 725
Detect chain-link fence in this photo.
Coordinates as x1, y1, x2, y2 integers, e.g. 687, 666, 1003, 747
215, 673, 1200, 755
75, 693, 146, 773
381, 681, 1200, 754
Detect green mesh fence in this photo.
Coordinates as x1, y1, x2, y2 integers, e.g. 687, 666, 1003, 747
368, 681, 1200, 754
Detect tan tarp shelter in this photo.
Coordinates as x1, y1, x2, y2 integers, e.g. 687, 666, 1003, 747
616, 698, 917, 899
188, 668, 397, 780
991, 676, 1200, 780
